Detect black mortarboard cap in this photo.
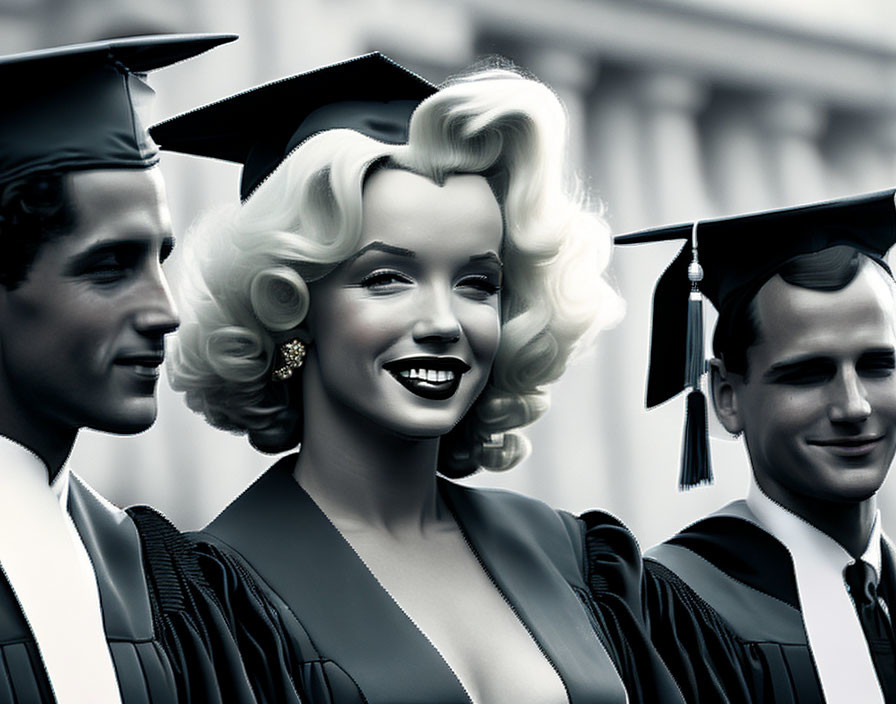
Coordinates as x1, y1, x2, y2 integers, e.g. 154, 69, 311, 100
616, 188, 896, 488
150, 52, 437, 200
0, 33, 236, 188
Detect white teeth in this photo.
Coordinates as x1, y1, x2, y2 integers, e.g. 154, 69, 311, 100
397, 367, 457, 382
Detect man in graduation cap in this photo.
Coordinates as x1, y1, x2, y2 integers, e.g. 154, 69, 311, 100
0, 34, 255, 703
617, 190, 896, 703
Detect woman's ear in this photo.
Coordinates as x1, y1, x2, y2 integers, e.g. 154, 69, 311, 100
709, 358, 744, 436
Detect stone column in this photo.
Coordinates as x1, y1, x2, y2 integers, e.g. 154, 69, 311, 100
525, 47, 596, 178
756, 93, 830, 206
827, 112, 896, 195
703, 93, 778, 213
631, 70, 711, 224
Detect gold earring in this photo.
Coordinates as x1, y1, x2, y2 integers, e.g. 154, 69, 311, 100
272, 339, 307, 381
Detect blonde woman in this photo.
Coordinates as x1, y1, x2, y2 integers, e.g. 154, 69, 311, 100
154, 54, 681, 704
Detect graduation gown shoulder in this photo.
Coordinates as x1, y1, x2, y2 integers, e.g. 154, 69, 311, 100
195, 455, 685, 704
642, 502, 826, 703
125, 501, 257, 704
0, 472, 254, 704
578, 509, 687, 703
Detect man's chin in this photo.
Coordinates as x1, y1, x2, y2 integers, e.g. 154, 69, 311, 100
91, 403, 158, 436
814, 468, 889, 505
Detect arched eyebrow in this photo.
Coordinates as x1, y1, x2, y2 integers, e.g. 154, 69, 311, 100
344, 243, 502, 267
344, 241, 415, 265
469, 252, 502, 267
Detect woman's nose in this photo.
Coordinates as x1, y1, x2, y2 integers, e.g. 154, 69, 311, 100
412, 287, 461, 344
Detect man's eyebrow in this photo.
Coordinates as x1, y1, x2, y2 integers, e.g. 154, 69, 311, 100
343, 241, 416, 265
762, 355, 834, 381
860, 347, 896, 357
66, 239, 146, 264
66, 236, 175, 269
857, 348, 896, 367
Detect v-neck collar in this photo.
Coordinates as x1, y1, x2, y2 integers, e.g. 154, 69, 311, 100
204, 456, 627, 704
439, 480, 626, 703
206, 456, 471, 703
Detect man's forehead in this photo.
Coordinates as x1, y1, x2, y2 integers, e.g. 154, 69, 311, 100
64, 167, 172, 244
751, 264, 896, 358
66, 166, 166, 201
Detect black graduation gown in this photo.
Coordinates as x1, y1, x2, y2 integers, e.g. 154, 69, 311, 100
0, 473, 255, 704
197, 455, 685, 704
643, 500, 896, 703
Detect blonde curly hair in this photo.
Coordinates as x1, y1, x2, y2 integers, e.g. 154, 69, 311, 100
168, 64, 622, 477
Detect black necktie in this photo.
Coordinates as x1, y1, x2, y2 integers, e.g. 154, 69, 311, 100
844, 560, 896, 702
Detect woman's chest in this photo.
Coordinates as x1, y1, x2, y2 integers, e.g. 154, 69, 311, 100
343, 525, 569, 704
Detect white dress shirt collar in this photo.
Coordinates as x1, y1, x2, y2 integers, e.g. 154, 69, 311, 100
50, 460, 70, 510
747, 476, 883, 704
0, 435, 72, 510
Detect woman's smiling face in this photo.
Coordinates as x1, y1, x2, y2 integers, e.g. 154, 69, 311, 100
304, 168, 503, 439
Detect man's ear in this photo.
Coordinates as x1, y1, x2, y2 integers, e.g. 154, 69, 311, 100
710, 357, 744, 436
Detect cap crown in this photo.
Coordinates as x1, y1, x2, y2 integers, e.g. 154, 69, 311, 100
150, 52, 436, 199
0, 33, 236, 188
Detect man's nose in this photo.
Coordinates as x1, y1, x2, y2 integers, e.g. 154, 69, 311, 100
828, 367, 872, 424
134, 267, 180, 336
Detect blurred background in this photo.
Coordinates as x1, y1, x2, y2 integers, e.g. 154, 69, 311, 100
4, 0, 896, 546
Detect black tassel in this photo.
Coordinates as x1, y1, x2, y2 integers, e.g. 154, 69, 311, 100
678, 223, 712, 489
680, 389, 712, 489
684, 291, 704, 389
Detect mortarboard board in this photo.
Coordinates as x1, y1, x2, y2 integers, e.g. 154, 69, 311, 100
0, 33, 237, 189
616, 188, 896, 488
150, 52, 437, 200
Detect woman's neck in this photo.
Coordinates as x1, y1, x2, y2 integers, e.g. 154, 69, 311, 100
294, 384, 446, 535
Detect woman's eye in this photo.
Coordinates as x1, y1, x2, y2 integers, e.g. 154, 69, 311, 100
359, 270, 412, 289
457, 275, 501, 298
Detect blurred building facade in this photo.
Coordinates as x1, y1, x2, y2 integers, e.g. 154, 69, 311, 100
4, 0, 896, 545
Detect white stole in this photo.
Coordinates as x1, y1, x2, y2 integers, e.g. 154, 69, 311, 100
747, 480, 883, 704
0, 436, 122, 703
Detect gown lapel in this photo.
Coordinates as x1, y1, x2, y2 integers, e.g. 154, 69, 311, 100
205, 457, 472, 704
440, 481, 627, 704
67, 473, 154, 641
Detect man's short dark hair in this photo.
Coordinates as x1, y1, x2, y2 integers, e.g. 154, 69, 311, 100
0, 173, 76, 289
712, 245, 887, 377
